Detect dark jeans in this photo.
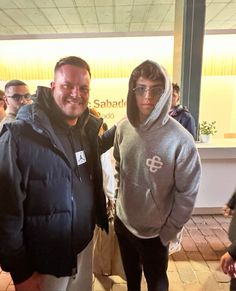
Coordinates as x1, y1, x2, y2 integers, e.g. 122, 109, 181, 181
230, 278, 236, 291
114, 216, 169, 291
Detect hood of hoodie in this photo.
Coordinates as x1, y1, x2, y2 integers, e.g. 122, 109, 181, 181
127, 60, 172, 131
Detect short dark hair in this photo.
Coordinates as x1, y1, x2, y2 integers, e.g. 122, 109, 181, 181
5, 80, 27, 91
172, 83, 180, 94
54, 56, 91, 77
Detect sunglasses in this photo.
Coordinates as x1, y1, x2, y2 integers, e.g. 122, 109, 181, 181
7, 93, 31, 102
133, 86, 164, 99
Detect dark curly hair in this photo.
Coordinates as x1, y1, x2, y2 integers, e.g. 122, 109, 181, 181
172, 83, 180, 94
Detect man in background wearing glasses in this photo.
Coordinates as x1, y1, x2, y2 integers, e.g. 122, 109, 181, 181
0, 79, 32, 131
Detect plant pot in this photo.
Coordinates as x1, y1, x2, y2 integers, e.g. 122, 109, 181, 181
200, 134, 212, 143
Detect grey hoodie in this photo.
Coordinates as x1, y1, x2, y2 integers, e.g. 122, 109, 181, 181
114, 60, 201, 246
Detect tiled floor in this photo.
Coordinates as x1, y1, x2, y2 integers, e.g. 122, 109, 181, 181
0, 215, 232, 291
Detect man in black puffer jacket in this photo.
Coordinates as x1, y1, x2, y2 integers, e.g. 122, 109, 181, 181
0, 56, 115, 291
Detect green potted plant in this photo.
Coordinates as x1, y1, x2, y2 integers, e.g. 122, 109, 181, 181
199, 121, 217, 143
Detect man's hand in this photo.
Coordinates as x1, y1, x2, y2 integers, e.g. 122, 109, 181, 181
15, 272, 42, 291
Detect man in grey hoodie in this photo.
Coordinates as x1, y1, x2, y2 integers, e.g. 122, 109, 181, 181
114, 60, 201, 291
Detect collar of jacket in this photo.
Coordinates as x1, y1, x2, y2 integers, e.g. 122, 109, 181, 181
169, 104, 189, 117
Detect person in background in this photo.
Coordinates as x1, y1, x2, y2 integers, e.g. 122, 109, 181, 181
0, 79, 31, 131
169, 83, 196, 139
0, 56, 115, 291
0, 89, 6, 122
89, 107, 116, 210
220, 189, 236, 291
89, 107, 118, 277
114, 60, 201, 291
101, 122, 116, 209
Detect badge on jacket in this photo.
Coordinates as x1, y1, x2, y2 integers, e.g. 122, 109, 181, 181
75, 150, 87, 165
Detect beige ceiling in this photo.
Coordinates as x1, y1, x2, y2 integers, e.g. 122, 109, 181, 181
0, 0, 236, 39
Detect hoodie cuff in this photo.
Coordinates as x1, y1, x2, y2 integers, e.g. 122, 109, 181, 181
160, 224, 182, 247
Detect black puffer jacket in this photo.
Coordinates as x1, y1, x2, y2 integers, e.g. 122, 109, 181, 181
0, 86, 113, 284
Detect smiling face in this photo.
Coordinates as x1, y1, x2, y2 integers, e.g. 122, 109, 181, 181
135, 77, 164, 123
51, 64, 90, 126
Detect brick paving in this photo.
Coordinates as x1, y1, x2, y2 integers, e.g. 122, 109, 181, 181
0, 215, 232, 291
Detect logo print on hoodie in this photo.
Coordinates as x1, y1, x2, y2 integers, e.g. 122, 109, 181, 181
146, 155, 163, 173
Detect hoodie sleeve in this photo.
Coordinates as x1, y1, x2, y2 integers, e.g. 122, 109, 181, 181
159, 143, 201, 246
0, 128, 34, 284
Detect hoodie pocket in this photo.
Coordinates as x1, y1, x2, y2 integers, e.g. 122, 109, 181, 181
118, 178, 162, 235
